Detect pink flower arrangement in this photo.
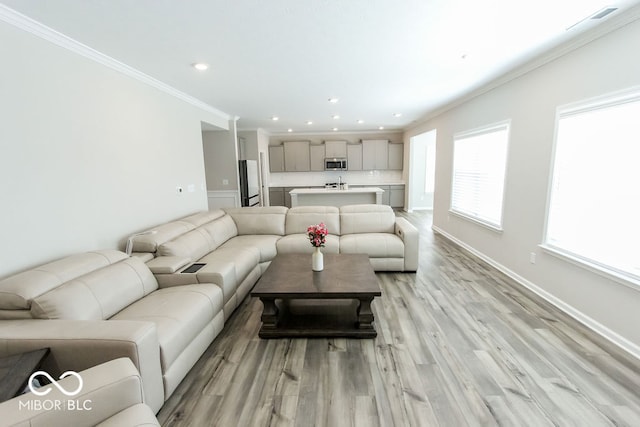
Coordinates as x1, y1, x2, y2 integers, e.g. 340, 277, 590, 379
307, 222, 328, 248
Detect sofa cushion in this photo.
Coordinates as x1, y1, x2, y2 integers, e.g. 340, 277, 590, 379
131, 221, 196, 254
197, 246, 260, 302
340, 204, 396, 234
339, 233, 405, 258
180, 210, 226, 227
224, 207, 287, 235
276, 234, 340, 254
200, 215, 239, 248
157, 228, 214, 261
285, 206, 340, 236
111, 283, 223, 371
219, 235, 280, 263
30, 257, 158, 320
0, 250, 127, 311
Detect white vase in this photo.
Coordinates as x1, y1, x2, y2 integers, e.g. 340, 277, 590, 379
312, 247, 324, 271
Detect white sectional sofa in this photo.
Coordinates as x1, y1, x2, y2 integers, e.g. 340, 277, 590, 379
0, 203, 417, 417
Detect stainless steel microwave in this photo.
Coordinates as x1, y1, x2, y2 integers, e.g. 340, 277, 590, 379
325, 158, 347, 170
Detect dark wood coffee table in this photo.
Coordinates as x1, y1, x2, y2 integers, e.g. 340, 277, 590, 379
251, 253, 382, 338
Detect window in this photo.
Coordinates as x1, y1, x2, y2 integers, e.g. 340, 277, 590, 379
545, 89, 640, 285
451, 121, 510, 230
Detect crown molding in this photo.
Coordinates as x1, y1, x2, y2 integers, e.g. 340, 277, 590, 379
406, 4, 640, 133
0, 4, 232, 121
268, 129, 403, 137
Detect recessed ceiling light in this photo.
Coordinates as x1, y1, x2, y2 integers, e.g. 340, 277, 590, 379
287, 128, 293, 132
192, 63, 209, 71
357, 119, 364, 124
332, 115, 340, 120
271, 116, 279, 121
393, 113, 402, 117
332, 128, 339, 131
328, 98, 339, 103
378, 126, 385, 130
306, 121, 313, 125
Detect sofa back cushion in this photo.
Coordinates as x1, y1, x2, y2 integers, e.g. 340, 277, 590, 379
340, 204, 396, 234
180, 210, 226, 227
157, 215, 238, 261
30, 257, 158, 320
0, 250, 128, 312
224, 207, 287, 235
285, 206, 340, 236
131, 221, 196, 253
157, 228, 213, 261
201, 215, 239, 247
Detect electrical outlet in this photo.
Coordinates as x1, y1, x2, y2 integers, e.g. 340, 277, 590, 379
222, 179, 229, 186
529, 252, 536, 264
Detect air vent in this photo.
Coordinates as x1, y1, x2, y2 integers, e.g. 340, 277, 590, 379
591, 7, 617, 20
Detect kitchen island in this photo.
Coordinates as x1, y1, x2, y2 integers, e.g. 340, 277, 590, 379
289, 187, 384, 207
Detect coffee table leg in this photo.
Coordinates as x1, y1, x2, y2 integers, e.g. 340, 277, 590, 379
356, 297, 375, 331
260, 298, 279, 330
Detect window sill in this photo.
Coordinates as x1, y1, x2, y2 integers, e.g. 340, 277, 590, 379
448, 210, 503, 234
539, 244, 640, 292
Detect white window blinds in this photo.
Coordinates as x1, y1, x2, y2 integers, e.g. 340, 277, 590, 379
545, 91, 640, 284
451, 122, 509, 230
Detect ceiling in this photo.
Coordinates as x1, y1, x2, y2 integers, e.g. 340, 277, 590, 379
2, 0, 639, 133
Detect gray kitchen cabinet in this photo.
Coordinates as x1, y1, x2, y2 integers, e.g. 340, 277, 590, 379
284, 141, 310, 172
347, 144, 363, 171
268, 146, 285, 172
389, 184, 405, 208
388, 143, 404, 170
325, 140, 347, 158
362, 139, 389, 170
269, 187, 285, 206
310, 144, 325, 171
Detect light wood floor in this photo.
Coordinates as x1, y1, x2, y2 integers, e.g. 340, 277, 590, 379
158, 211, 640, 426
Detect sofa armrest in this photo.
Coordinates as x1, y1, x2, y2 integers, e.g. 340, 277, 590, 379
395, 217, 419, 271
0, 357, 159, 427
0, 320, 164, 413
146, 256, 191, 274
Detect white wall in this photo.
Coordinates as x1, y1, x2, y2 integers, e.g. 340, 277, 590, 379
203, 125, 240, 192
405, 18, 640, 356
408, 130, 436, 210
0, 20, 228, 278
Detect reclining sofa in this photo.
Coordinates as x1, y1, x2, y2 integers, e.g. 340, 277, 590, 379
0, 204, 417, 414
132, 204, 418, 319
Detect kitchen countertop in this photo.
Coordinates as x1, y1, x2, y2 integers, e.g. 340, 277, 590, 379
269, 183, 404, 188
289, 187, 384, 194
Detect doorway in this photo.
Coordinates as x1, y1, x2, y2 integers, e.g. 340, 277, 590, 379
408, 129, 436, 211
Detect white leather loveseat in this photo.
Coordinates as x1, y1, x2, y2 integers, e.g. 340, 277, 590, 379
0, 250, 224, 413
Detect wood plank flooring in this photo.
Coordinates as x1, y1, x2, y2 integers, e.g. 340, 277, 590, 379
157, 211, 640, 426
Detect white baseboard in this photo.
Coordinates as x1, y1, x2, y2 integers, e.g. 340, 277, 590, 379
432, 225, 640, 361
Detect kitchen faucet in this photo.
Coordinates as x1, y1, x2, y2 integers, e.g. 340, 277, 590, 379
338, 176, 342, 189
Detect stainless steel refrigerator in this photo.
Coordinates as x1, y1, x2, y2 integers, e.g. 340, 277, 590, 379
239, 160, 260, 207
